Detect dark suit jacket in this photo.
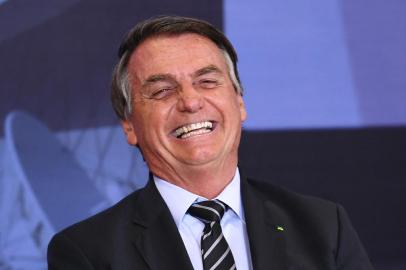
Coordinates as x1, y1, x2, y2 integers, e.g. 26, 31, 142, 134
47, 174, 373, 270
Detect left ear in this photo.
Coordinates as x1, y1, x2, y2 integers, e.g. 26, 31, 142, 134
121, 120, 138, 146
237, 95, 247, 122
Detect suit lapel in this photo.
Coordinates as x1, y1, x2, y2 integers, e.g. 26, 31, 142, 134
241, 173, 288, 270
130, 179, 194, 270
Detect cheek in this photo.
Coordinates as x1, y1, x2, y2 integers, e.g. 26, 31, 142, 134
130, 108, 152, 138
134, 104, 172, 135
227, 95, 245, 116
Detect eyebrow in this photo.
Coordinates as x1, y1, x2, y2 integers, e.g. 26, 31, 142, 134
193, 65, 223, 78
142, 73, 174, 88
141, 65, 223, 88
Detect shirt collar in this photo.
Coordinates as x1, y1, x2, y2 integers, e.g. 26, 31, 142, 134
154, 167, 244, 227
215, 168, 244, 222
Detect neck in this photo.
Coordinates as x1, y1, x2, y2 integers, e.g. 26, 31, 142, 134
152, 157, 238, 199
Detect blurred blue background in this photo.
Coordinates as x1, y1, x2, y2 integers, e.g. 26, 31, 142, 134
0, 0, 405, 269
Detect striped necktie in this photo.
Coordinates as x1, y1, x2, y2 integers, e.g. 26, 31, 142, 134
187, 199, 236, 270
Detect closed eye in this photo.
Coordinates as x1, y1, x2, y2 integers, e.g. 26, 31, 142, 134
197, 79, 221, 89
145, 87, 177, 100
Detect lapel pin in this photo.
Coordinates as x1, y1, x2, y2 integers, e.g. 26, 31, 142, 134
276, 225, 284, 232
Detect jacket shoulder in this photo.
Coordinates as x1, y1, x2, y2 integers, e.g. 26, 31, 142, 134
48, 187, 146, 269
60, 186, 144, 237
244, 178, 373, 269
246, 177, 337, 214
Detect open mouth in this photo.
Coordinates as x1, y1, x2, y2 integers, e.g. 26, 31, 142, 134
173, 121, 215, 139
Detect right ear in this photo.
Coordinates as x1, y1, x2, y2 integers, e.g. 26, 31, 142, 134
121, 120, 138, 146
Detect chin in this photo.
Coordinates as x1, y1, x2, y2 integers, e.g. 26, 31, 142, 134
184, 149, 237, 168
180, 150, 219, 166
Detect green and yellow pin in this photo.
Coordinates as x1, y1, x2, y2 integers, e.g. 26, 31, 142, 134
276, 225, 284, 232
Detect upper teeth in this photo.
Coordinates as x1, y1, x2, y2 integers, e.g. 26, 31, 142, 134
175, 121, 213, 137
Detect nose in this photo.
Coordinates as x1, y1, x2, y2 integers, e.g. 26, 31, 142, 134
176, 85, 204, 113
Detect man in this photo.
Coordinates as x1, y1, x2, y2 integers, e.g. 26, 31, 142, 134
48, 16, 373, 270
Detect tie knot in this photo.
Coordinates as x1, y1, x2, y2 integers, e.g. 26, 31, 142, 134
187, 199, 227, 223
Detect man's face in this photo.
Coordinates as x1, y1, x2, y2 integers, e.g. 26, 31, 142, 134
122, 33, 246, 178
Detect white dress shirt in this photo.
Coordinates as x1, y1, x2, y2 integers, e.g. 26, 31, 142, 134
154, 168, 253, 270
